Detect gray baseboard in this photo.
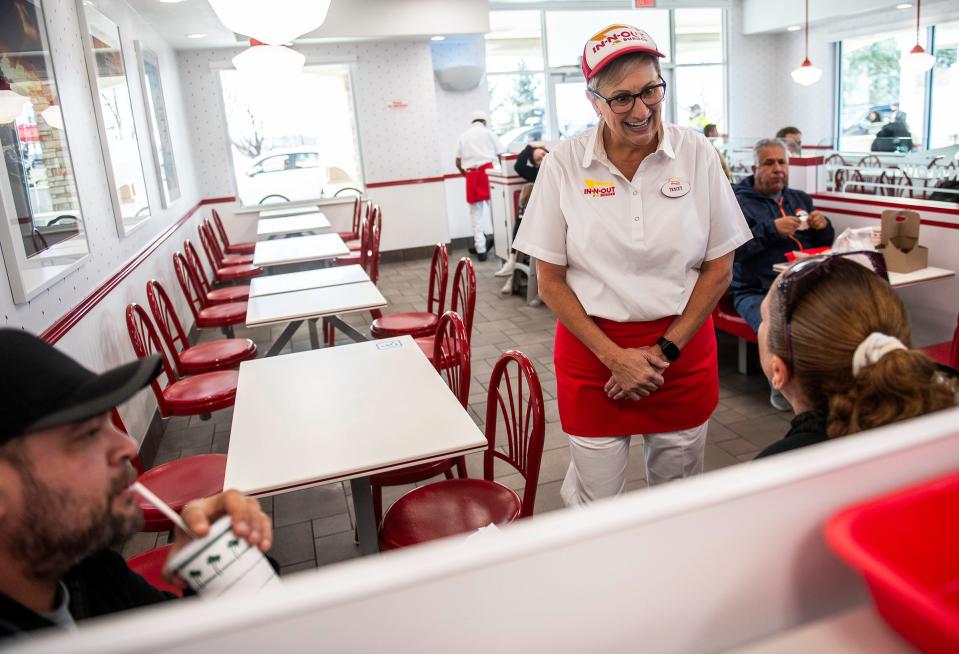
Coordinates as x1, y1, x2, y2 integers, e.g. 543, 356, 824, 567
379, 237, 488, 264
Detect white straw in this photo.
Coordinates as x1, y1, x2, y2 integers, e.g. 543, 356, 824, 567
131, 481, 198, 539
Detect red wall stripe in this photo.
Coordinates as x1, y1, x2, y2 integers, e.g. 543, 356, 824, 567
366, 175, 448, 188
816, 204, 959, 230
39, 197, 235, 345
811, 193, 959, 216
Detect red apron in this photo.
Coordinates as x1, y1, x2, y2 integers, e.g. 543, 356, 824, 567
465, 162, 493, 204
554, 316, 719, 437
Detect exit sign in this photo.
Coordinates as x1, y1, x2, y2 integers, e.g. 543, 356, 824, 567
634, 0, 656, 6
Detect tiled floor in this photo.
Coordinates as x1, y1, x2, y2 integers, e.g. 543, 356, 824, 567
122, 249, 793, 574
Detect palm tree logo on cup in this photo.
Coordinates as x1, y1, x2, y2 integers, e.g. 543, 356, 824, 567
227, 538, 242, 560
207, 554, 222, 575
188, 569, 203, 585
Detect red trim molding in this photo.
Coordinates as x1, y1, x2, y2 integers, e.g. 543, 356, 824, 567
366, 175, 447, 189
790, 156, 825, 167
818, 205, 959, 230
811, 193, 959, 216
40, 197, 235, 345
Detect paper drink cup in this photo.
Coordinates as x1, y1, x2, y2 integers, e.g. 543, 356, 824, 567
164, 515, 280, 599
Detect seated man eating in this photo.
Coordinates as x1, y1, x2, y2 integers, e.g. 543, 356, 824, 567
0, 329, 272, 638
730, 138, 834, 409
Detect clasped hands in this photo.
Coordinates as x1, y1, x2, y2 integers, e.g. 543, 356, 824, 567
603, 346, 670, 401
775, 210, 827, 237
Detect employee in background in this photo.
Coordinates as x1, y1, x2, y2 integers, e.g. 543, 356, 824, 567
513, 24, 751, 504
703, 124, 733, 182
495, 143, 549, 286
455, 110, 503, 262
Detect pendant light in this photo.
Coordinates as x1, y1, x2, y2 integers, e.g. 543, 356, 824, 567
232, 39, 305, 78
903, 0, 935, 72
208, 0, 332, 46
0, 73, 30, 124
790, 0, 822, 86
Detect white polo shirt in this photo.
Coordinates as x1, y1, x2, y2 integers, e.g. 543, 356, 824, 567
455, 122, 503, 169
513, 122, 751, 322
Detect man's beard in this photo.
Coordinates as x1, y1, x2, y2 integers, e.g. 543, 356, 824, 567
10, 462, 143, 580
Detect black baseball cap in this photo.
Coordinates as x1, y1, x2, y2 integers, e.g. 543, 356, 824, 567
0, 329, 162, 443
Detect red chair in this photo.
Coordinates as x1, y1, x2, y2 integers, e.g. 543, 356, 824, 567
126, 545, 183, 596
211, 208, 255, 255
370, 243, 448, 340
712, 292, 756, 375
172, 252, 248, 337
196, 226, 262, 284
323, 207, 383, 346
182, 241, 250, 304
920, 313, 959, 368
112, 410, 226, 534
379, 350, 545, 549
146, 279, 256, 376
199, 221, 255, 273
339, 196, 365, 249
370, 312, 470, 523
126, 303, 238, 418
335, 203, 376, 265
415, 257, 475, 362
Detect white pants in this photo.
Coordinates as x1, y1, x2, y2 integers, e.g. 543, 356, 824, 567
560, 420, 708, 507
469, 200, 491, 253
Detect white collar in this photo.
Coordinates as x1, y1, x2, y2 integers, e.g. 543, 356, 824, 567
582, 121, 675, 169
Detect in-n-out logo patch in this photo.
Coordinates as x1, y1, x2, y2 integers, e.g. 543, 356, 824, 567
589, 25, 651, 55
583, 179, 616, 197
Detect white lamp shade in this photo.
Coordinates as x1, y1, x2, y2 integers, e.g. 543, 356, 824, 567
41, 104, 64, 130
208, 0, 332, 45
791, 59, 822, 86
0, 88, 30, 124
232, 44, 305, 77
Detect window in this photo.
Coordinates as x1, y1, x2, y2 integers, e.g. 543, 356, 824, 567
930, 21, 959, 148
219, 63, 363, 206
487, 7, 728, 146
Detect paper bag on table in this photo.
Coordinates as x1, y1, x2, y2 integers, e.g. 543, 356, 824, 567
878, 209, 928, 273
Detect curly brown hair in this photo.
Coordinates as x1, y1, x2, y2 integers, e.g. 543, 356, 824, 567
765, 258, 957, 438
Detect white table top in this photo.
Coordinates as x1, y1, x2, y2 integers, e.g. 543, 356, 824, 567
729, 605, 914, 653
252, 233, 349, 267
258, 205, 320, 219
772, 262, 954, 288
245, 280, 386, 327
225, 336, 488, 496
257, 212, 330, 238
248, 264, 369, 298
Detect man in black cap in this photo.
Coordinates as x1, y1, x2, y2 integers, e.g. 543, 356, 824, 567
0, 329, 272, 638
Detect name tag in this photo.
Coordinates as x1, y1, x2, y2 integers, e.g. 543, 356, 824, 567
661, 178, 690, 198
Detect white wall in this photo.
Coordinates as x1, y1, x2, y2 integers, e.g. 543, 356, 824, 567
179, 40, 455, 251
0, 0, 202, 440
430, 35, 492, 240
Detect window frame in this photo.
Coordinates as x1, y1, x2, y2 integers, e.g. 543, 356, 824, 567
214, 58, 367, 209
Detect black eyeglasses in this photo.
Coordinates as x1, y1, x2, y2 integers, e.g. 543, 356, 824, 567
588, 77, 667, 115
776, 250, 889, 360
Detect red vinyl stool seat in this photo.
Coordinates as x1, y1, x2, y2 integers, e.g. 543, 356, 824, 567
215, 263, 261, 283
138, 455, 227, 531
162, 370, 238, 416
221, 253, 254, 266
178, 339, 256, 375
371, 311, 438, 339
196, 301, 247, 328
211, 209, 256, 256
337, 230, 359, 241
335, 251, 361, 266
380, 479, 521, 550
713, 293, 757, 344
127, 545, 183, 596
226, 242, 256, 255
921, 341, 954, 366
206, 285, 250, 304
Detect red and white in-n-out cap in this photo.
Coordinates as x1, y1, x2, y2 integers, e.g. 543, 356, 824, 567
581, 24, 665, 81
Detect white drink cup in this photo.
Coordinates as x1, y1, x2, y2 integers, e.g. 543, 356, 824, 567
164, 515, 280, 599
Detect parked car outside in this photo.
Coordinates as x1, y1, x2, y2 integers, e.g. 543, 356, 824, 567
236, 148, 361, 205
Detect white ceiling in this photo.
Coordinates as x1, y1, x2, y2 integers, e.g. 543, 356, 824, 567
125, 0, 491, 50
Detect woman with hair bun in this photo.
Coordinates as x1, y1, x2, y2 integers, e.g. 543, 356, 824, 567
754, 252, 958, 458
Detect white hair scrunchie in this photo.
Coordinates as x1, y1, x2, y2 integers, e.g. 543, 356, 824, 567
852, 332, 907, 376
